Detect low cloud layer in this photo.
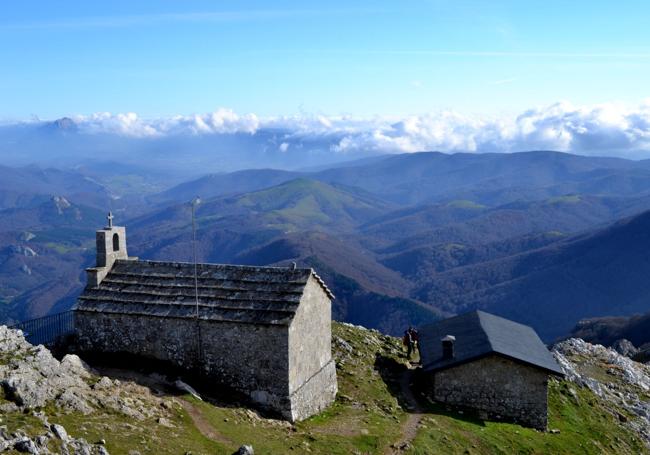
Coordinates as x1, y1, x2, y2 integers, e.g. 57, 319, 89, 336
76, 108, 259, 136
327, 101, 650, 158
67, 101, 650, 158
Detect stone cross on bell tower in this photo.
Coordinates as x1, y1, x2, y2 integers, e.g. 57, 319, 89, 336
86, 212, 131, 287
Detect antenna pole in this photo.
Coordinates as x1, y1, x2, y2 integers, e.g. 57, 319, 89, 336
192, 202, 199, 319
191, 197, 202, 363
191, 198, 200, 319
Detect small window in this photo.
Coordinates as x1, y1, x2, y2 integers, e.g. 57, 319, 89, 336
112, 233, 120, 252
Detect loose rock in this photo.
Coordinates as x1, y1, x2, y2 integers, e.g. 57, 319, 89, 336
51, 423, 69, 441
174, 380, 202, 401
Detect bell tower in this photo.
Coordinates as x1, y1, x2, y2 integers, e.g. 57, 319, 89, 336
87, 212, 132, 287
96, 211, 128, 268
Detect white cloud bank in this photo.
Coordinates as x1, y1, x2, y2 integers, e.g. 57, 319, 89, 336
74, 108, 259, 137
329, 101, 650, 157
69, 101, 650, 158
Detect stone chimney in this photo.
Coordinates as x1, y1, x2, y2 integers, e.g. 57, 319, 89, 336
86, 212, 131, 287
441, 335, 456, 360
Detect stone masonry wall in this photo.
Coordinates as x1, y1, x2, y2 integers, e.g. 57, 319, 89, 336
74, 312, 291, 414
287, 276, 337, 420
197, 318, 290, 412
288, 360, 337, 422
432, 355, 549, 430
75, 312, 199, 368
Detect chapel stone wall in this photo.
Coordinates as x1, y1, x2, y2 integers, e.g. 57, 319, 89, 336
286, 276, 337, 420
74, 312, 292, 415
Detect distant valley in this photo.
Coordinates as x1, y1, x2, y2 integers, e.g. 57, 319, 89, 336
3, 150, 650, 339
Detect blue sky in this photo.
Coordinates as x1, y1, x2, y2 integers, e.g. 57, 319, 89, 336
1, 0, 650, 119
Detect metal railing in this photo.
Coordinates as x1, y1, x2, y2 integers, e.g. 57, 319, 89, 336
9, 311, 74, 346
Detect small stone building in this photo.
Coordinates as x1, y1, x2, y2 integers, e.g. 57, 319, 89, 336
419, 311, 563, 430
74, 217, 337, 422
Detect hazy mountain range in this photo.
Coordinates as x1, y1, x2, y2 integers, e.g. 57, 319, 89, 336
0, 117, 380, 178
3, 148, 650, 339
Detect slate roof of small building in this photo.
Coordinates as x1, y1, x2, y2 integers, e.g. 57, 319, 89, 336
76, 259, 334, 326
419, 310, 563, 375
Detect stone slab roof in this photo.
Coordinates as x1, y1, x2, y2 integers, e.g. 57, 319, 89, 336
76, 259, 334, 326
419, 310, 563, 375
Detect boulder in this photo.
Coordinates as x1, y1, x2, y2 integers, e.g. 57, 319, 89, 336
60, 354, 94, 378
51, 423, 69, 441
13, 437, 38, 454
92, 376, 114, 390
174, 380, 202, 401
611, 339, 638, 358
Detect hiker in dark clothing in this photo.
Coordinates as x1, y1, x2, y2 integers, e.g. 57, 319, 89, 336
410, 327, 421, 361
403, 327, 414, 359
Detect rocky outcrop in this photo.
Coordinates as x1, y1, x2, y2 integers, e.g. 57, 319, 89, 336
0, 340, 92, 412
9, 245, 37, 257
0, 326, 171, 419
553, 338, 650, 446
234, 445, 254, 455
0, 412, 108, 454
51, 196, 71, 214
612, 339, 639, 358
0, 325, 178, 453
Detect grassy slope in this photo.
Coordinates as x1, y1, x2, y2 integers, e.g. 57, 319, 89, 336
232, 178, 393, 232
1, 323, 647, 454
410, 380, 646, 454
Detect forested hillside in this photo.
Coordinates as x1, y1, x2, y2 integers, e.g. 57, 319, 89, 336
5, 151, 650, 338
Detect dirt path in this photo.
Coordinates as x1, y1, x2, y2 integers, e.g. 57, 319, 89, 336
385, 366, 424, 454
176, 397, 235, 448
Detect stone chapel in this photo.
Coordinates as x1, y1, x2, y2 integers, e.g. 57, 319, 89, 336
73, 215, 338, 421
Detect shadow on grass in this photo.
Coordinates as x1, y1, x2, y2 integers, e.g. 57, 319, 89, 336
418, 398, 489, 428
374, 352, 411, 410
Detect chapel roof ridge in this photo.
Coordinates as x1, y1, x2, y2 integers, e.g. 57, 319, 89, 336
124, 258, 310, 271
114, 258, 334, 299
